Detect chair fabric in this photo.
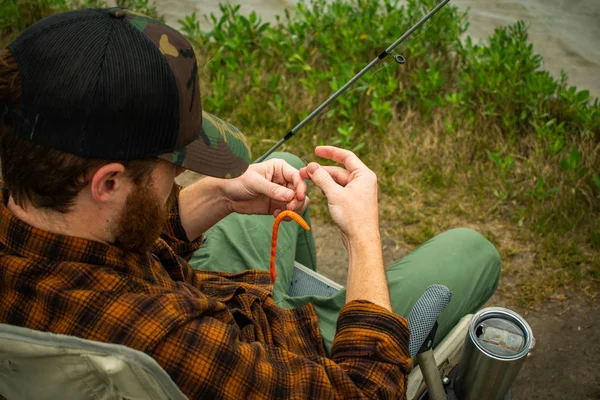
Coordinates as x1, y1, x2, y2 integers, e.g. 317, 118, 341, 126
288, 261, 343, 297
407, 284, 453, 356
0, 323, 188, 400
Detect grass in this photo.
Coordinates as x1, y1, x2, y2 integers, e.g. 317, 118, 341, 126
2, 0, 599, 306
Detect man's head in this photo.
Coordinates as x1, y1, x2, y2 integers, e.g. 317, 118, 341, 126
0, 8, 252, 252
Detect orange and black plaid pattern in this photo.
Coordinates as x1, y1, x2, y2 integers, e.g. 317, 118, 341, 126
0, 188, 411, 399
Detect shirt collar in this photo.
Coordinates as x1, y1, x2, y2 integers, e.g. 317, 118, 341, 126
0, 189, 151, 275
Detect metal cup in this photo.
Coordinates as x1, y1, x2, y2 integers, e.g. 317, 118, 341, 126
454, 307, 535, 400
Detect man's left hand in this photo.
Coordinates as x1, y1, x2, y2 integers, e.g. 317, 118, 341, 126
223, 159, 309, 217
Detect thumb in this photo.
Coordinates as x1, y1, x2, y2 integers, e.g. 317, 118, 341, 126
254, 176, 295, 202
306, 163, 338, 196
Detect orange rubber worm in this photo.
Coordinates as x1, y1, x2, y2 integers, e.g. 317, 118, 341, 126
270, 210, 310, 283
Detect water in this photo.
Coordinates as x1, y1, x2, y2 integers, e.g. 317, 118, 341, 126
155, 0, 600, 98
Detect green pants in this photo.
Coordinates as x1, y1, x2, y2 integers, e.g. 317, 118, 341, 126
189, 153, 501, 352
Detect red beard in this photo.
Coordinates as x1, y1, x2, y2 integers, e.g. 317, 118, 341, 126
113, 180, 170, 254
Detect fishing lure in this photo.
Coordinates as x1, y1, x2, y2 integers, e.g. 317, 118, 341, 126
270, 210, 310, 283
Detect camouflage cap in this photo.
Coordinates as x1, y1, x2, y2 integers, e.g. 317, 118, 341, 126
159, 111, 251, 178
5, 8, 250, 178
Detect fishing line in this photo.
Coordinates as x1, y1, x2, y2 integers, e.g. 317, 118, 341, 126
202, 55, 218, 80
255, 0, 453, 162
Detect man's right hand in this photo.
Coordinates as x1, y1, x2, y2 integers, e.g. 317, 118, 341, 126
299, 146, 379, 245
300, 146, 392, 312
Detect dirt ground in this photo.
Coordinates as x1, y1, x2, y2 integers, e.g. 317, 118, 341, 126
310, 217, 600, 399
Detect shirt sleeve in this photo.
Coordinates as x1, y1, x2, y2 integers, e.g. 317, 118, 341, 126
160, 184, 203, 260
149, 300, 411, 399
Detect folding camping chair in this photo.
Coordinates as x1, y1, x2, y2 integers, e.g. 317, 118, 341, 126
0, 263, 471, 399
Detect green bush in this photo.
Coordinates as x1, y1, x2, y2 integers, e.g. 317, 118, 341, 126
183, 0, 598, 291
1, 0, 160, 41
1, 0, 69, 36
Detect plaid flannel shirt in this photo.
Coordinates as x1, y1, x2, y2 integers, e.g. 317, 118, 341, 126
0, 187, 410, 399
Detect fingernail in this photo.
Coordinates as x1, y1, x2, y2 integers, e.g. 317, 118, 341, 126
308, 163, 319, 174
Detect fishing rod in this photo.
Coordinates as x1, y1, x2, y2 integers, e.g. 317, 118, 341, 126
256, 0, 451, 162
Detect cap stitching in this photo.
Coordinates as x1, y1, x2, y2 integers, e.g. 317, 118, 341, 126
78, 19, 117, 152
119, 19, 181, 156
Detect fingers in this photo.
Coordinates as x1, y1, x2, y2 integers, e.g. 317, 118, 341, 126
321, 166, 351, 186
277, 160, 307, 201
262, 159, 307, 201
299, 167, 308, 180
273, 194, 308, 211
299, 146, 366, 183
300, 165, 350, 186
255, 177, 296, 203
314, 146, 367, 173
294, 195, 309, 215
304, 162, 339, 197
258, 159, 310, 212
274, 195, 310, 217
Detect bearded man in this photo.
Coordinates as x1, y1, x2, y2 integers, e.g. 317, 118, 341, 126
0, 8, 500, 399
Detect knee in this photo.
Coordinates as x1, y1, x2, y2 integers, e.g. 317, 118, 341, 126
443, 228, 501, 277
267, 152, 305, 170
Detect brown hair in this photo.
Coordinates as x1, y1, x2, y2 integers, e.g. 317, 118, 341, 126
0, 49, 156, 213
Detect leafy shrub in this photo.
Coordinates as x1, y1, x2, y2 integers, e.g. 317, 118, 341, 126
1, 0, 161, 41
1, 0, 69, 36
185, 0, 598, 286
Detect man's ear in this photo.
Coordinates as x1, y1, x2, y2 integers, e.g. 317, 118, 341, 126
89, 163, 128, 204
